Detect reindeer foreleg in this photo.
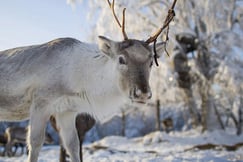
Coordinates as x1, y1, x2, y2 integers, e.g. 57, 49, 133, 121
55, 112, 80, 162
27, 100, 50, 162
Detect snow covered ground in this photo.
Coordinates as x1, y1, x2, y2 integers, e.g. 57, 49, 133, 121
0, 128, 242, 162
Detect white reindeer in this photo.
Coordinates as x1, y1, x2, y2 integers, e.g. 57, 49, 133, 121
0, 1, 169, 161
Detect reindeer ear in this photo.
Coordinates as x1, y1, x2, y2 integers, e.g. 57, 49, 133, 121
98, 36, 114, 58
151, 42, 166, 58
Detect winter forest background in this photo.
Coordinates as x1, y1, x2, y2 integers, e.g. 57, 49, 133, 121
76, 0, 243, 135
0, 0, 243, 161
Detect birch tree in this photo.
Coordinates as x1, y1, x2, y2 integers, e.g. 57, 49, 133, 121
75, 0, 243, 132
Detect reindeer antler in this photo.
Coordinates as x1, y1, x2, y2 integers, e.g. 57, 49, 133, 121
145, 0, 177, 44
146, 0, 177, 66
107, 0, 128, 40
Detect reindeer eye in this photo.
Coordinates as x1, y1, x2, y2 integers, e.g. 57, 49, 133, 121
118, 56, 126, 65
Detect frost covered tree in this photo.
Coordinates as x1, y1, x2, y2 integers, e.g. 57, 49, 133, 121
173, 0, 243, 132
71, 0, 243, 132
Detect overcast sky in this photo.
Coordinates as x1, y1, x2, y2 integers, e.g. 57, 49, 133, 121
0, 0, 91, 50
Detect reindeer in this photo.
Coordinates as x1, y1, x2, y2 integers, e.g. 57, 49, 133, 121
4, 126, 54, 157
0, 0, 176, 161
0, 133, 7, 156
0, 132, 25, 156
50, 113, 95, 162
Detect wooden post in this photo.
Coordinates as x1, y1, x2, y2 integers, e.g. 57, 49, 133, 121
155, 99, 161, 131
121, 110, 126, 136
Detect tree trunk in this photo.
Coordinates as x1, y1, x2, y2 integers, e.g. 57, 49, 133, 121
200, 80, 222, 132
184, 88, 199, 128
213, 102, 224, 130
237, 94, 242, 135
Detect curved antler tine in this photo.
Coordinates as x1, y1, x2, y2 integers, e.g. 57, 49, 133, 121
146, 0, 177, 66
122, 8, 128, 40
153, 39, 159, 66
145, 0, 177, 44
107, 0, 121, 27
107, 0, 128, 40
145, 26, 167, 44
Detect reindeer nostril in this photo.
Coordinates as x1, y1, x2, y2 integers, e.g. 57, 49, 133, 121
134, 87, 152, 100
147, 91, 152, 99
135, 88, 142, 98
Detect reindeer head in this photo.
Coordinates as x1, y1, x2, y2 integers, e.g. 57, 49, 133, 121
98, 36, 164, 103
97, 0, 176, 104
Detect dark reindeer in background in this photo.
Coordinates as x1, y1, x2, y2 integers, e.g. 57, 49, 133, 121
4, 126, 53, 157
0, 133, 7, 156
0, 126, 53, 157
0, 132, 24, 156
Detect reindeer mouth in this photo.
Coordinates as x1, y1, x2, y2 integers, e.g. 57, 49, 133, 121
133, 100, 147, 104
129, 97, 147, 104
129, 89, 148, 104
